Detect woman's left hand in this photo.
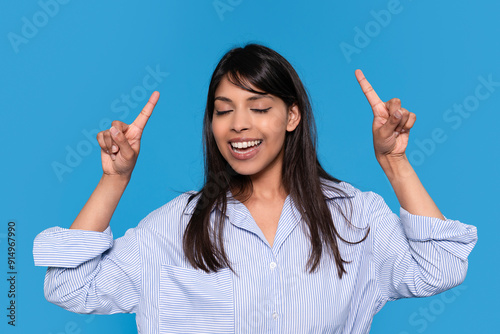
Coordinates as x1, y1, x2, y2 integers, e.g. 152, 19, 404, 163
355, 69, 417, 161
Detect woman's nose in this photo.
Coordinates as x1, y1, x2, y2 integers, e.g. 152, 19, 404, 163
230, 109, 251, 132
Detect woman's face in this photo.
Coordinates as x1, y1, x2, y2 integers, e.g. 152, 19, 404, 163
212, 75, 300, 178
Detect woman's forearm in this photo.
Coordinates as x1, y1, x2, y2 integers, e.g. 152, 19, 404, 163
377, 153, 445, 220
69, 174, 130, 231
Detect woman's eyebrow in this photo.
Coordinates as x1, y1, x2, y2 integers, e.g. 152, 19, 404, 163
214, 94, 275, 102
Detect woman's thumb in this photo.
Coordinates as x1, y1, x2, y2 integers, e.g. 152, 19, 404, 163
379, 110, 402, 139
110, 126, 134, 160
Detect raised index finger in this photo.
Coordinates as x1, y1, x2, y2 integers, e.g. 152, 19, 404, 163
355, 69, 384, 110
132, 91, 160, 130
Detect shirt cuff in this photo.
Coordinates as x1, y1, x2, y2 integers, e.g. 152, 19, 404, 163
33, 226, 113, 268
400, 206, 478, 242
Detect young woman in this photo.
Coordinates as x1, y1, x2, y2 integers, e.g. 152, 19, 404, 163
33, 44, 477, 333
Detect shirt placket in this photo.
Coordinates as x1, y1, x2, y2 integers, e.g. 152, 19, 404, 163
268, 249, 282, 333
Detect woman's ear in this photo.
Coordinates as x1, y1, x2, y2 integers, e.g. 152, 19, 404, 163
286, 103, 301, 132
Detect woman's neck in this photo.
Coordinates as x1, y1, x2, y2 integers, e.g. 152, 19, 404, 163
239, 161, 287, 203
250, 172, 287, 201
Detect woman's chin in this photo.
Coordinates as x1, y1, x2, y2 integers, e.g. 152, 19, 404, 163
227, 165, 259, 177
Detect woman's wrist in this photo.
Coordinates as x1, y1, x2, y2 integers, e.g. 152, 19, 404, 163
376, 153, 413, 182
101, 172, 131, 189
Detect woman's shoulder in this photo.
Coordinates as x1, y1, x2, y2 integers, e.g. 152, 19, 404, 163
136, 191, 201, 233
321, 178, 385, 204
320, 178, 391, 229
320, 178, 367, 200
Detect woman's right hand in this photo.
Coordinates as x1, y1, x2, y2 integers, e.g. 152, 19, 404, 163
96, 91, 160, 179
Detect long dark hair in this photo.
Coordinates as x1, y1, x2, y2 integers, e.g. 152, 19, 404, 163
183, 43, 369, 278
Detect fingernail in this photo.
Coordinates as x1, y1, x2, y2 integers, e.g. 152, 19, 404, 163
394, 110, 402, 119
111, 153, 116, 161
110, 126, 119, 136
112, 145, 118, 152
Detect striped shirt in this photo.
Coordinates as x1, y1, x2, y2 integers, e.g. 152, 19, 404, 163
33, 181, 478, 333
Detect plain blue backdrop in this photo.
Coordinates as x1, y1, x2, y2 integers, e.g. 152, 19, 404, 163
1, 0, 498, 333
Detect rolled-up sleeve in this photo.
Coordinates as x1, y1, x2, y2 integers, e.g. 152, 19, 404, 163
369, 192, 478, 302
33, 224, 142, 314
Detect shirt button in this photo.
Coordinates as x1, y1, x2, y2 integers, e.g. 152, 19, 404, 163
272, 312, 278, 320
270, 262, 277, 269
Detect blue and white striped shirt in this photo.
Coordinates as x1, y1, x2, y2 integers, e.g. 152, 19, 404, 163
33, 181, 477, 333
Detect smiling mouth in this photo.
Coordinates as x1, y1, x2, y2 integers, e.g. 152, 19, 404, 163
230, 140, 263, 153
229, 139, 262, 158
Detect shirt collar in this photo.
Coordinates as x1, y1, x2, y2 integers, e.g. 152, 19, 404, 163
182, 180, 356, 216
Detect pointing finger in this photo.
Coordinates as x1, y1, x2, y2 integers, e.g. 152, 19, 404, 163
132, 91, 160, 131
355, 69, 385, 111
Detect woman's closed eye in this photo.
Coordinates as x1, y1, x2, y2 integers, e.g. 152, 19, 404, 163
215, 107, 272, 116
215, 109, 233, 115
252, 107, 272, 113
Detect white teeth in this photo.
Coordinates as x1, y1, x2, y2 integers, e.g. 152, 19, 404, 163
231, 140, 262, 149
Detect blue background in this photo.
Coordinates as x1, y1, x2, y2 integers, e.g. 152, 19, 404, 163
1, 0, 498, 333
